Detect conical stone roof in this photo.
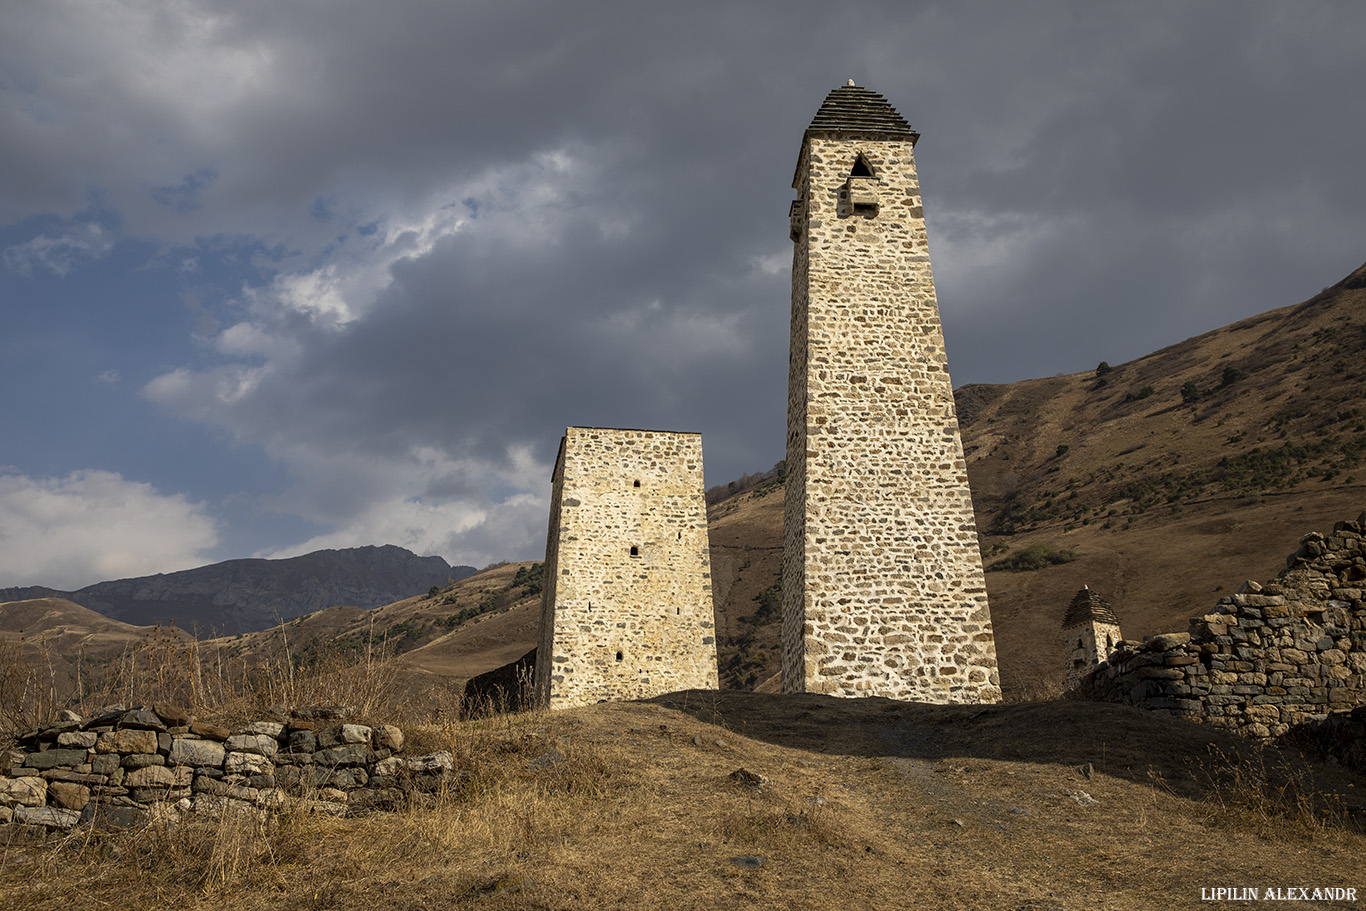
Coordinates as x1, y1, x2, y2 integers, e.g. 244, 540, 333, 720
805, 83, 918, 142
1062, 586, 1120, 628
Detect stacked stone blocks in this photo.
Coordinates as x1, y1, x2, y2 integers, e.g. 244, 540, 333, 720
783, 84, 1000, 702
1078, 515, 1366, 737
534, 427, 718, 709
0, 704, 455, 833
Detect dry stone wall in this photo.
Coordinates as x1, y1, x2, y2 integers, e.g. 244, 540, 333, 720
534, 427, 718, 709
783, 86, 1000, 703
1078, 515, 1366, 737
0, 704, 455, 835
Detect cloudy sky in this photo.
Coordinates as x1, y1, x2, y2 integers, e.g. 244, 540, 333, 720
2, 1, 1364, 589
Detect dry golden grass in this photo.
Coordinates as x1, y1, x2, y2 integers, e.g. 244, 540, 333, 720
4, 681, 1365, 910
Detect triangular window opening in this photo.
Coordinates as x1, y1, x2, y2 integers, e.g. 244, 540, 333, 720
850, 154, 875, 179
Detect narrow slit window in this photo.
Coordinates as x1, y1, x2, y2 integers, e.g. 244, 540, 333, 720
630, 545, 640, 557
615, 650, 624, 662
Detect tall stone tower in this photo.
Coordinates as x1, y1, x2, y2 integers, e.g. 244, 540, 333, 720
782, 82, 1000, 702
534, 427, 718, 709
1062, 586, 1122, 692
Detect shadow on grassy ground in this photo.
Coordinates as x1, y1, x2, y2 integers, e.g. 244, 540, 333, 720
657, 689, 1366, 830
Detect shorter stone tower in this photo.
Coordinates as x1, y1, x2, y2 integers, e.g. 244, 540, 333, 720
533, 427, 718, 709
1062, 586, 1123, 691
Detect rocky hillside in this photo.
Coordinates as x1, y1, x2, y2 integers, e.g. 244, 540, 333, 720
703, 259, 1366, 695
0, 546, 475, 636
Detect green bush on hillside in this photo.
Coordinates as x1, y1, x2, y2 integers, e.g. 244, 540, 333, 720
986, 543, 1078, 572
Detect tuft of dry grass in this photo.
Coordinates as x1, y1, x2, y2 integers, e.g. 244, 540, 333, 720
1186, 743, 1360, 837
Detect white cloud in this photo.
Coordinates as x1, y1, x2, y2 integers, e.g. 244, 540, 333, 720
259, 491, 547, 570
749, 250, 789, 276
214, 322, 300, 362
255, 444, 553, 569
0, 469, 219, 590
930, 208, 1084, 316
2, 222, 113, 275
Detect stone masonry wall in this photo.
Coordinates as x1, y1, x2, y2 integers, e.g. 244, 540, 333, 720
0, 703, 457, 836
782, 124, 1000, 702
534, 427, 718, 709
1079, 515, 1366, 737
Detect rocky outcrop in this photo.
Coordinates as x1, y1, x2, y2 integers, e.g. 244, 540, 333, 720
0, 704, 453, 837
1, 545, 475, 635
1077, 514, 1366, 738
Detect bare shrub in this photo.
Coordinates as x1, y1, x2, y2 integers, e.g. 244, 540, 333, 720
0, 637, 60, 733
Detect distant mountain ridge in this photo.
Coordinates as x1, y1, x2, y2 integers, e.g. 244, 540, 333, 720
0, 545, 475, 636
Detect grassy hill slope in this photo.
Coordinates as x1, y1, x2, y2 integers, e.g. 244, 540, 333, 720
700, 259, 1366, 695
964, 260, 1366, 691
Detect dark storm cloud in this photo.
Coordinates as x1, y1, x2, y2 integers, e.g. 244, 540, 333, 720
4, 1, 1366, 576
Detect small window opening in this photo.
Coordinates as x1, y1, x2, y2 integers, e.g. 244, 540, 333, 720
850, 154, 875, 178
630, 545, 640, 557
615, 650, 624, 662
633, 479, 640, 488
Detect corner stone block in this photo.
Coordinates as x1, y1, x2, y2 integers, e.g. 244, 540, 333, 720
0, 776, 48, 808
14, 806, 81, 830
373, 757, 405, 779
152, 704, 191, 727
316, 744, 374, 767
168, 738, 227, 768
406, 752, 455, 773
225, 751, 274, 776
124, 765, 181, 789
244, 721, 285, 739
47, 781, 91, 811
57, 732, 98, 750
97, 730, 158, 755
375, 725, 404, 752
190, 722, 231, 740
23, 748, 90, 770
225, 734, 280, 758
340, 724, 373, 745
117, 709, 167, 732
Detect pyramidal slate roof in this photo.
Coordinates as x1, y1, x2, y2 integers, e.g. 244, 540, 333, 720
805, 83, 918, 142
1062, 586, 1121, 628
